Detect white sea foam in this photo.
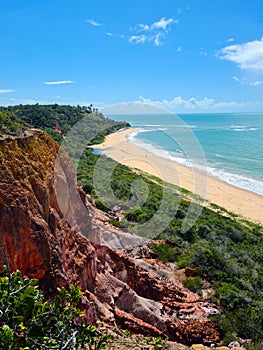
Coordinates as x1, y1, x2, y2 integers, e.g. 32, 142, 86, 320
208, 167, 263, 196
144, 124, 164, 127
229, 125, 258, 132
128, 129, 263, 196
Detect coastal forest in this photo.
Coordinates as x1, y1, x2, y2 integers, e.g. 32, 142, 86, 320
0, 105, 263, 347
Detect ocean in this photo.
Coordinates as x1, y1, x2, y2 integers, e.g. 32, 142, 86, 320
106, 113, 263, 196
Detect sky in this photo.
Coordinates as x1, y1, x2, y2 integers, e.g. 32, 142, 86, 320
1, 0, 263, 113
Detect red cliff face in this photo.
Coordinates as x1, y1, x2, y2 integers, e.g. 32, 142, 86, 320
0, 130, 220, 345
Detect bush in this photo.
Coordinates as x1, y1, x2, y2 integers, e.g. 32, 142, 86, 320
152, 242, 180, 263
0, 111, 28, 136
183, 276, 203, 294
0, 265, 109, 349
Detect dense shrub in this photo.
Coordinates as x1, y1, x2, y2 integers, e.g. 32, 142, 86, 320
0, 111, 28, 136
77, 150, 263, 341
0, 266, 109, 349
182, 276, 203, 294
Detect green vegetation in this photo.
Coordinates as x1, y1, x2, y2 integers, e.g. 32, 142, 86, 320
0, 110, 28, 136
0, 265, 109, 350
1, 103, 263, 342
182, 276, 203, 294
140, 336, 168, 349
0, 104, 129, 144
77, 152, 263, 342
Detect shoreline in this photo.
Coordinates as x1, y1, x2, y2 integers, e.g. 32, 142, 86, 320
93, 128, 263, 225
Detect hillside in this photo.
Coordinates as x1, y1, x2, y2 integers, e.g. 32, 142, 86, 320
0, 104, 129, 143
0, 127, 220, 345
78, 150, 263, 342
0, 104, 263, 346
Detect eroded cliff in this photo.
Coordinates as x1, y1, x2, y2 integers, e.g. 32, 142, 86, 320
0, 129, 220, 344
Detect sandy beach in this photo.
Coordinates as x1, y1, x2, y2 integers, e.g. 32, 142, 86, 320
93, 128, 263, 225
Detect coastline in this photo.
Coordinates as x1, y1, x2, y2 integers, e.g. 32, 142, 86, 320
93, 128, 263, 225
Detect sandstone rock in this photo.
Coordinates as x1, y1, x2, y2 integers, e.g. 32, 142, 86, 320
191, 344, 210, 350
0, 129, 220, 344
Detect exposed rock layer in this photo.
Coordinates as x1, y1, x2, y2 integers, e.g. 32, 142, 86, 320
0, 130, 219, 344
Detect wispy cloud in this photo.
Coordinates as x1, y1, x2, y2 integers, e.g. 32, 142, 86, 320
232, 76, 240, 82
250, 80, 263, 86
0, 89, 15, 94
226, 38, 234, 43
105, 17, 177, 47
200, 50, 207, 56
219, 37, 263, 70
106, 32, 126, 39
154, 32, 163, 46
232, 76, 249, 85
232, 76, 244, 84
44, 80, 74, 85
129, 35, 147, 44
140, 17, 178, 32
232, 76, 263, 87
129, 17, 178, 46
86, 19, 102, 27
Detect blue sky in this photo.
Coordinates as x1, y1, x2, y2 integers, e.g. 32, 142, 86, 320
1, 0, 263, 113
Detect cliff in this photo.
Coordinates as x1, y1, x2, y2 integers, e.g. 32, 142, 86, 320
0, 129, 220, 345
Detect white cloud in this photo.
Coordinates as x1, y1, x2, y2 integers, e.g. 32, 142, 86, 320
226, 38, 234, 43
232, 76, 246, 85
106, 32, 125, 39
138, 24, 150, 31
106, 17, 177, 47
102, 96, 260, 114
129, 17, 178, 46
151, 17, 178, 31
250, 80, 263, 86
129, 35, 147, 44
135, 95, 251, 113
232, 76, 240, 82
137, 17, 177, 32
219, 37, 263, 70
154, 33, 163, 46
0, 89, 15, 94
232, 76, 263, 87
177, 46, 182, 52
44, 80, 74, 85
86, 19, 102, 27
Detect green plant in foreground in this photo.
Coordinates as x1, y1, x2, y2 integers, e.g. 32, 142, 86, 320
0, 265, 109, 350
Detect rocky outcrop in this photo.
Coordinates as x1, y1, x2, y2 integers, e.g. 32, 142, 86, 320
0, 129, 220, 344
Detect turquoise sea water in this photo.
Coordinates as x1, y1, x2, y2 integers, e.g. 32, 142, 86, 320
108, 113, 263, 196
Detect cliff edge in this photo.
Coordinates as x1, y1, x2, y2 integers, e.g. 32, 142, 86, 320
0, 129, 220, 344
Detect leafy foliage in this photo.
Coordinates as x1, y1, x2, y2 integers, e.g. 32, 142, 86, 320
2, 103, 263, 341
140, 336, 168, 349
0, 266, 109, 349
0, 104, 129, 144
0, 110, 28, 136
77, 151, 263, 341
182, 276, 203, 294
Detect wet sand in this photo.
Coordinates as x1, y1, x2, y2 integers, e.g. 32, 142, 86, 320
93, 128, 263, 225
